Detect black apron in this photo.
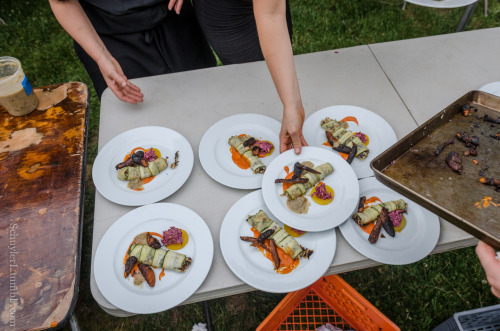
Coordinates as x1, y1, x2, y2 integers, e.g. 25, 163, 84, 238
75, 0, 216, 98
192, 0, 293, 65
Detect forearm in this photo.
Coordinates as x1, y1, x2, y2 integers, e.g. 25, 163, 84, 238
253, 0, 302, 111
49, 0, 109, 65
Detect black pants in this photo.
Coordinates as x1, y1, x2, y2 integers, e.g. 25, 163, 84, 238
193, 0, 293, 65
75, 1, 216, 99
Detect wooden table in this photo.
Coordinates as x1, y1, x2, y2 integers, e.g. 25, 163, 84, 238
89, 28, 500, 317
0, 82, 89, 330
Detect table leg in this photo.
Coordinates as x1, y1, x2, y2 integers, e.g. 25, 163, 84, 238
203, 300, 214, 331
455, 2, 478, 32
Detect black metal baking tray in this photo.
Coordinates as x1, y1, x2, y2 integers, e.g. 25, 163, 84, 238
371, 91, 500, 249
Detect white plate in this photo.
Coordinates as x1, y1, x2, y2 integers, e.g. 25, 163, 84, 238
199, 114, 281, 189
94, 203, 213, 314
92, 126, 194, 206
404, 0, 477, 9
339, 177, 440, 265
479, 81, 500, 97
303, 105, 397, 179
261, 146, 359, 232
220, 190, 336, 293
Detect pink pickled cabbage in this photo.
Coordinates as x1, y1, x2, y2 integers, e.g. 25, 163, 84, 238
144, 148, 158, 161
162, 227, 183, 246
355, 132, 368, 143
290, 227, 305, 235
389, 210, 404, 227
255, 140, 274, 154
311, 183, 332, 200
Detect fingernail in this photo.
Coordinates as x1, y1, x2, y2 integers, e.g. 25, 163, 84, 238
121, 81, 127, 87
294, 147, 300, 154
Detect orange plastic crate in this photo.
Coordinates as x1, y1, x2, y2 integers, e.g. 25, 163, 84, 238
257, 275, 400, 331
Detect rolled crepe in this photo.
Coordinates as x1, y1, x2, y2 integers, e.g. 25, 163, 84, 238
321, 117, 369, 160
352, 199, 407, 225
283, 162, 334, 200
228, 135, 266, 174
128, 244, 191, 272
117, 158, 168, 181
246, 210, 305, 259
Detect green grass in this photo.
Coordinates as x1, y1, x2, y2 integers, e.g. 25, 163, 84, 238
1, 0, 499, 330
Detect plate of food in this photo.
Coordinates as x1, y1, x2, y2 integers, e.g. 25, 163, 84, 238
339, 177, 440, 265
92, 126, 193, 206
220, 190, 336, 293
93, 203, 213, 314
261, 146, 359, 232
302, 105, 397, 179
199, 114, 280, 189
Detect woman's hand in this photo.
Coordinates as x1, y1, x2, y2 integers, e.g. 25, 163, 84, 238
280, 104, 308, 154
476, 240, 500, 298
168, 0, 184, 14
97, 53, 143, 104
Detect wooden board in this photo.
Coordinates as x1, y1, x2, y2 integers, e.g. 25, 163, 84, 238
0, 82, 88, 330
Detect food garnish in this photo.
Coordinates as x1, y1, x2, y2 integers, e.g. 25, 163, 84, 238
144, 148, 158, 161
171, 151, 180, 169
311, 182, 334, 205
162, 226, 183, 246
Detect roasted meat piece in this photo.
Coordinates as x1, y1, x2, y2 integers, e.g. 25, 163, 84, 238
268, 240, 281, 270
124, 256, 138, 277
138, 263, 156, 287
435, 138, 454, 155
146, 232, 162, 249
446, 151, 463, 174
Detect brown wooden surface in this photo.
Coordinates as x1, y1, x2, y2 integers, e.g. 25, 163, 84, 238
0, 82, 88, 330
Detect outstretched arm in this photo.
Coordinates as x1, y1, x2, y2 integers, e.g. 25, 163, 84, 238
253, 0, 308, 154
476, 240, 500, 298
49, 0, 143, 103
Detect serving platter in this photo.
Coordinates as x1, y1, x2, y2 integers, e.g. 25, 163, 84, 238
303, 105, 397, 179
262, 146, 359, 232
220, 190, 336, 293
199, 114, 281, 189
93, 126, 194, 206
339, 177, 440, 265
94, 203, 213, 314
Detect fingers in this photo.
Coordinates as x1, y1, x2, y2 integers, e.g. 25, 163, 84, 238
168, 0, 176, 11
476, 241, 500, 298
175, 0, 183, 14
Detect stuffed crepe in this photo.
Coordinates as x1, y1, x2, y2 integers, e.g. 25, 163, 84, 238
352, 199, 407, 225
283, 163, 333, 200
228, 135, 266, 174
321, 117, 369, 160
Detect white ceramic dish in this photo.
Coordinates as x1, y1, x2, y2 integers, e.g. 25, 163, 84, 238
220, 190, 336, 293
199, 114, 281, 189
262, 146, 359, 232
339, 177, 440, 265
93, 126, 194, 206
302, 105, 397, 179
94, 203, 213, 314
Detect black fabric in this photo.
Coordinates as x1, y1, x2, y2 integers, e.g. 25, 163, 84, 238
83, 0, 164, 15
75, 0, 216, 99
193, 0, 293, 65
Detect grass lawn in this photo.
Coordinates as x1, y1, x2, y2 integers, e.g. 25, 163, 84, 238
1, 0, 499, 330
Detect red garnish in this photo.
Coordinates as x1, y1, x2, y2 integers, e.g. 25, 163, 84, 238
256, 140, 274, 154
290, 227, 305, 235
161, 227, 183, 246
311, 182, 332, 200
389, 210, 404, 227
144, 148, 158, 162
355, 132, 368, 143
